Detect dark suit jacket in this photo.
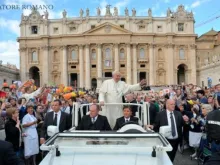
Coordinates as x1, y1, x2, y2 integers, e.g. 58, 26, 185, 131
5, 118, 20, 152
113, 116, 139, 130
153, 110, 184, 140
0, 140, 24, 165
149, 103, 157, 125
41, 111, 71, 139
76, 115, 111, 131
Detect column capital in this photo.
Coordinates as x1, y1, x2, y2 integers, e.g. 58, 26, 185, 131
113, 43, 119, 49
79, 44, 84, 49
132, 43, 137, 47
41, 45, 50, 50
68, 45, 78, 51
19, 47, 27, 52
189, 44, 197, 49
126, 43, 130, 47
85, 44, 90, 48
148, 43, 155, 48
165, 43, 175, 48
97, 43, 102, 48
59, 45, 67, 50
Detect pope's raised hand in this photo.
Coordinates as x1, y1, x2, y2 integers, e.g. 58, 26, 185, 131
100, 101, 105, 106
139, 79, 147, 87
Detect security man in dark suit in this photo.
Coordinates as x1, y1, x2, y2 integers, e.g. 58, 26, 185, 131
206, 106, 220, 153
147, 99, 189, 162
113, 106, 139, 130
0, 140, 24, 165
76, 104, 111, 131
40, 99, 71, 144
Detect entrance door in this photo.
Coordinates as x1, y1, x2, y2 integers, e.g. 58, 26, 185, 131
139, 72, 146, 81
70, 73, 77, 88
29, 66, 40, 87
105, 72, 112, 77
177, 64, 187, 84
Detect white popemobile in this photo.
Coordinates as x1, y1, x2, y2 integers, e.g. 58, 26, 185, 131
40, 102, 173, 165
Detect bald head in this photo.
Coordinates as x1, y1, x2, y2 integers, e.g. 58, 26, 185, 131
166, 99, 175, 111
112, 70, 121, 82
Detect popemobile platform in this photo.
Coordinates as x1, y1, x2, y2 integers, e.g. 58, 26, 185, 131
40, 103, 173, 165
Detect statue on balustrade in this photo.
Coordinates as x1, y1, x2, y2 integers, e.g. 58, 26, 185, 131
105, 4, 112, 16
148, 8, 152, 17
97, 7, 101, 16
125, 7, 129, 16
132, 8, 136, 17
86, 8, 89, 17
62, 9, 67, 18
80, 9, 84, 17
114, 7, 118, 16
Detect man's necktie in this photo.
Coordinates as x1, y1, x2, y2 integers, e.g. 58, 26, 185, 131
92, 117, 95, 124
170, 112, 176, 137
125, 119, 129, 123
53, 114, 57, 126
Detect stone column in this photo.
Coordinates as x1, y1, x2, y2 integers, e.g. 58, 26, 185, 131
42, 46, 49, 84
126, 43, 131, 84
79, 45, 84, 88
61, 46, 68, 86
39, 72, 43, 86
166, 43, 175, 85
132, 43, 137, 84
190, 44, 197, 84
19, 47, 27, 82
85, 44, 91, 89
114, 43, 119, 71
68, 73, 71, 86
97, 44, 102, 88
149, 44, 155, 85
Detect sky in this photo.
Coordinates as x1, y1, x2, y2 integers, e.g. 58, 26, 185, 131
0, 0, 220, 68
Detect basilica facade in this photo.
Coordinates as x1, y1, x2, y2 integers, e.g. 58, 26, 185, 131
18, 5, 197, 89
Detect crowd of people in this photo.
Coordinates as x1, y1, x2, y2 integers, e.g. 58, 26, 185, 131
0, 74, 220, 165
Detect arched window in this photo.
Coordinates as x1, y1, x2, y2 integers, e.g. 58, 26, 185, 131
71, 50, 77, 60
179, 48, 185, 60
54, 51, 58, 61
105, 48, 111, 59
91, 49, 96, 60
158, 48, 163, 60
120, 48, 125, 59
139, 48, 145, 59
32, 51, 38, 62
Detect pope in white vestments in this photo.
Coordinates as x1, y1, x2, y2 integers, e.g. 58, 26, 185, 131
99, 71, 146, 128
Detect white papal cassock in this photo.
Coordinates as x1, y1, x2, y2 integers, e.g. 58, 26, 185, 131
99, 79, 141, 128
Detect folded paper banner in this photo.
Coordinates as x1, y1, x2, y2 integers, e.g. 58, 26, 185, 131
63, 92, 77, 100
20, 79, 34, 89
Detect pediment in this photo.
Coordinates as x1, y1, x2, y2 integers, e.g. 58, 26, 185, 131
83, 22, 132, 35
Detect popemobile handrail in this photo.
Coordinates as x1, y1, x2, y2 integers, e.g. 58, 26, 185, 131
40, 132, 172, 152
72, 102, 150, 128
